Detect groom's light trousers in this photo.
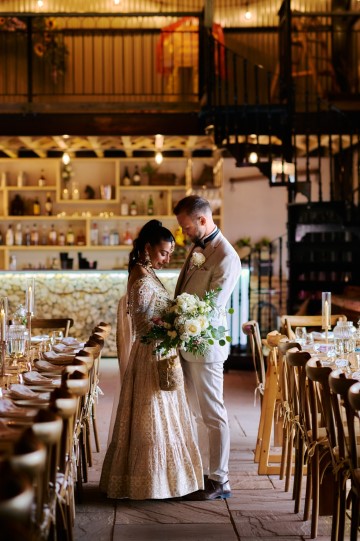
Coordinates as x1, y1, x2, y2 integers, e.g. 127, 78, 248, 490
181, 358, 230, 484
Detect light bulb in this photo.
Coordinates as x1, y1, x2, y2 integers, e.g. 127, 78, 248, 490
155, 151, 163, 165
62, 152, 71, 165
37, 0, 44, 6
114, 0, 121, 4
244, 10, 252, 20
155, 134, 164, 149
249, 151, 258, 164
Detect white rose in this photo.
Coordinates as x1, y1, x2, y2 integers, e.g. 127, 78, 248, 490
198, 315, 209, 330
191, 252, 206, 268
184, 319, 202, 336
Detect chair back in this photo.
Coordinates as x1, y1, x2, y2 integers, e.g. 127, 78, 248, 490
348, 382, 360, 468
281, 314, 347, 339
31, 317, 74, 337
242, 320, 266, 395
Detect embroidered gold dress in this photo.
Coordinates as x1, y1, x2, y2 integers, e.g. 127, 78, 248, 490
100, 274, 203, 499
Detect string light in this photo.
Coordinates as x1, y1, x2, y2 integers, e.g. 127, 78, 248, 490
37, 0, 44, 7
249, 151, 258, 164
155, 151, 163, 165
244, 1, 252, 20
154, 133, 164, 165
113, 0, 121, 5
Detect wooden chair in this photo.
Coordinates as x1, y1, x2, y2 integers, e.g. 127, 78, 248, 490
242, 320, 266, 406
31, 318, 74, 337
347, 382, 360, 541
281, 314, 347, 339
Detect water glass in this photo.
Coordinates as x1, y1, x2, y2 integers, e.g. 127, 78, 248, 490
295, 326, 307, 345
50, 330, 64, 346
8, 324, 26, 359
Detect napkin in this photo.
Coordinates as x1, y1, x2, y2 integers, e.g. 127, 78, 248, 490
53, 343, 80, 354
62, 337, 82, 346
23, 371, 54, 385
8, 384, 39, 399
312, 331, 334, 341
35, 360, 65, 374
0, 398, 37, 417
43, 351, 75, 364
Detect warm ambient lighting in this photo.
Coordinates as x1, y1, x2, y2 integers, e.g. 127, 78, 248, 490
249, 151, 258, 164
244, 10, 252, 20
155, 134, 164, 149
37, 0, 44, 7
155, 151, 163, 165
62, 152, 71, 165
113, 0, 121, 4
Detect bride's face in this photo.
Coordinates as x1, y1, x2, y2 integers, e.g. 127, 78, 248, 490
146, 240, 174, 269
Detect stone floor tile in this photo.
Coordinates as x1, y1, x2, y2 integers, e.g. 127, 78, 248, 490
230, 474, 274, 489
73, 511, 114, 541
232, 513, 314, 537
113, 523, 238, 541
115, 500, 230, 524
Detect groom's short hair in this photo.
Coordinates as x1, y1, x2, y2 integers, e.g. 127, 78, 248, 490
174, 195, 211, 217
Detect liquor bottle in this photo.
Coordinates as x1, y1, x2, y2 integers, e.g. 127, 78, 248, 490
33, 197, 41, 216
132, 165, 141, 186
120, 196, 129, 216
130, 200, 138, 216
90, 223, 99, 246
5, 224, 14, 246
58, 230, 66, 246
66, 225, 75, 246
30, 223, 39, 246
123, 223, 133, 245
9, 255, 17, 271
24, 225, 31, 246
45, 192, 53, 216
147, 194, 154, 215
76, 230, 86, 246
48, 224, 57, 245
109, 228, 119, 246
15, 223, 23, 246
38, 169, 46, 187
41, 224, 47, 245
101, 225, 110, 246
122, 167, 131, 186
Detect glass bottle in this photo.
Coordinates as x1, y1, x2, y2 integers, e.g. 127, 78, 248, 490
45, 192, 53, 216
41, 224, 47, 245
38, 169, 46, 187
30, 223, 39, 246
33, 197, 41, 216
120, 196, 129, 216
24, 225, 31, 246
123, 223, 133, 245
132, 165, 141, 186
66, 225, 75, 246
102, 225, 110, 246
130, 200, 138, 216
9, 255, 17, 271
76, 230, 86, 246
109, 228, 119, 246
5, 224, 14, 246
48, 224, 57, 246
147, 194, 154, 215
58, 230, 66, 246
122, 166, 131, 186
15, 223, 23, 246
333, 320, 356, 357
90, 223, 99, 246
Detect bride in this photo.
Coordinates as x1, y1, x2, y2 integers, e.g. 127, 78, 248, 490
100, 219, 203, 500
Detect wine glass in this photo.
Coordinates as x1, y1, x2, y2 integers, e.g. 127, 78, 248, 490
50, 330, 64, 347
295, 326, 307, 346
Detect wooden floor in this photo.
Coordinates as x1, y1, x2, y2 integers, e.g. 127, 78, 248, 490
74, 359, 347, 541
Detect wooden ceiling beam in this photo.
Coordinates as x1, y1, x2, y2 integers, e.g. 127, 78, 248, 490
18, 136, 47, 157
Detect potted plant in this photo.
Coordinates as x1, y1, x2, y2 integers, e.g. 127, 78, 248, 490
234, 237, 252, 259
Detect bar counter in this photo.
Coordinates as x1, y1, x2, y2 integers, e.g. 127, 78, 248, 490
0, 270, 179, 356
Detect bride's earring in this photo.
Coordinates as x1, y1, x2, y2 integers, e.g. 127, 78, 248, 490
144, 248, 152, 268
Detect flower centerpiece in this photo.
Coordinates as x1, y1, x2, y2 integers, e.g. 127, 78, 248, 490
141, 289, 233, 357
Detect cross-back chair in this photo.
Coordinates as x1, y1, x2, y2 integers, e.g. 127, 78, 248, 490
347, 381, 360, 541
242, 320, 266, 405
281, 314, 347, 339
31, 317, 74, 337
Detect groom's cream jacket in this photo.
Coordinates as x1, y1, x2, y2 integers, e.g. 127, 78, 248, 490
175, 231, 241, 363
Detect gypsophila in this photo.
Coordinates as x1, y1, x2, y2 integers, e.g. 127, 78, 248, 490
141, 289, 233, 357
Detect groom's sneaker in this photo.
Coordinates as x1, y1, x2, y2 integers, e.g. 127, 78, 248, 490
183, 479, 231, 500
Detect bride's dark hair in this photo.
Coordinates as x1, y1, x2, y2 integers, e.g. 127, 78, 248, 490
128, 219, 175, 273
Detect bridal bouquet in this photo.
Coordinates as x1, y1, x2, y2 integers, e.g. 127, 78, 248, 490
141, 289, 232, 357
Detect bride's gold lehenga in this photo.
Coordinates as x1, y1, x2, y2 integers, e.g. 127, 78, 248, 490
100, 274, 203, 500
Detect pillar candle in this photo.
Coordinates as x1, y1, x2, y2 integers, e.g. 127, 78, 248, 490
0, 309, 5, 341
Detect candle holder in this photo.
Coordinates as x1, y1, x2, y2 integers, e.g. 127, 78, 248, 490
25, 278, 35, 355
322, 291, 332, 344
0, 296, 8, 383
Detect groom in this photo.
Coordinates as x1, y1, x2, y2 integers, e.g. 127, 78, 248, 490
174, 195, 241, 500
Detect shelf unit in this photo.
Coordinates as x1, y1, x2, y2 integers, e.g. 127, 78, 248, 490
287, 202, 360, 314
0, 156, 223, 270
